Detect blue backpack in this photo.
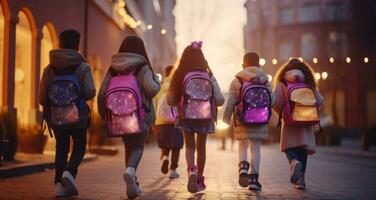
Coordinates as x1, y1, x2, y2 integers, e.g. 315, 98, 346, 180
44, 65, 89, 133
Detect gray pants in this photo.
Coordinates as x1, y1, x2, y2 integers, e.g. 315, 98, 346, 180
122, 131, 148, 169
238, 139, 261, 174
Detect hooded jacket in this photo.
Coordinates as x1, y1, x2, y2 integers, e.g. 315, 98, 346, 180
223, 66, 274, 140
273, 69, 324, 154
97, 53, 160, 128
39, 48, 96, 107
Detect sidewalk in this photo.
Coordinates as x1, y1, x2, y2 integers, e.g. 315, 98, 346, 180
0, 151, 97, 179
317, 138, 376, 160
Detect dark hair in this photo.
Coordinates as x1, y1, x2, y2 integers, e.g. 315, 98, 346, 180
118, 35, 151, 65
59, 29, 81, 50
165, 65, 174, 77
170, 44, 211, 97
273, 58, 316, 89
243, 52, 260, 68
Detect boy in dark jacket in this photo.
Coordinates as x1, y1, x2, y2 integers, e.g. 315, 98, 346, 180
39, 29, 96, 197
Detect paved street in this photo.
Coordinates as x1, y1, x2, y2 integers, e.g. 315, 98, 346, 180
0, 140, 375, 200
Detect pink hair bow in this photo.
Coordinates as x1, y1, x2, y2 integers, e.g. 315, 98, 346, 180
191, 41, 203, 49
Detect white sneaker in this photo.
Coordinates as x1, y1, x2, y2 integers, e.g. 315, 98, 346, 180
62, 171, 78, 196
169, 169, 180, 179
123, 167, 138, 199
55, 182, 67, 197
161, 156, 169, 174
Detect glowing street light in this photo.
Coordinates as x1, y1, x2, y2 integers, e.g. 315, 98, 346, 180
364, 57, 369, 63
329, 57, 334, 63
147, 24, 153, 30
272, 58, 278, 65
313, 57, 318, 64
160, 28, 167, 34
322, 72, 328, 80
259, 58, 266, 66
314, 72, 321, 80
346, 57, 351, 63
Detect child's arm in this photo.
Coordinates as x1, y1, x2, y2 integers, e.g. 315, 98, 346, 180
222, 79, 241, 124
38, 68, 48, 107
141, 65, 161, 99
81, 64, 96, 100
272, 83, 285, 115
211, 76, 225, 106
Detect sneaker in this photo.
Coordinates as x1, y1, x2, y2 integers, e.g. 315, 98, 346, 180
161, 156, 169, 174
248, 174, 262, 190
123, 167, 138, 199
290, 160, 302, 183
61, 171, 78, 196
293, 173, 306, 190
187, 166, 198, 193
135, 178, 142, 196
238, 161, 250, 187
169, 169, 180, 179
197, 176, 206, 192
55, 182, 67, 197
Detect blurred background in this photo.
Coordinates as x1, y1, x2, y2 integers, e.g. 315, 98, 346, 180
0, 0, 376, 164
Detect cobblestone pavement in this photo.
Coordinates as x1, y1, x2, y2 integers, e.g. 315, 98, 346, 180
0, 140, 375, 200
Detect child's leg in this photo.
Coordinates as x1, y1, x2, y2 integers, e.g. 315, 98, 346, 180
122, 136, 132, 167
67, 128, 87, 178
285, 147, 303, 183
126, 132, 148, 170
183, 132, 196, 167
161, 148, 170, 159
54, 130, 70, 183
196, 134, 207, 177
238, 139, 249, 162
297, 148, 308, 173
285, 147, 299, 163
249, 139, 261, 174
170, 148, 180, 170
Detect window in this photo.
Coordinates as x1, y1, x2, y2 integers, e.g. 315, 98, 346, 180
299, 4, 320, 23
300, 33, 318, 59
279, 40, 293, 61
327, 31, 348, 58
325, 2, 348, 21
280, 7, 294, 24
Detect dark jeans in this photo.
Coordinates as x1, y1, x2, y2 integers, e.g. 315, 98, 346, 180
161, 148, 180, 170
122, 131, 148, 169
54, 128, 87, 183
285, 147, 308, 173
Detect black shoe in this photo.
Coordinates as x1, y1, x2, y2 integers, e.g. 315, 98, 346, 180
161, 156, 169, 174
248, 174, 262, 190
238, 161, 250, 187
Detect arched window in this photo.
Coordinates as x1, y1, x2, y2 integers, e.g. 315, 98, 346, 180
40, 22, 57, 77
15, 8, 36, 126
300, 33, 318, 59
0, 0, 9, 107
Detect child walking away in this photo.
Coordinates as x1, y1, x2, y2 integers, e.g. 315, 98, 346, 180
97, 36, 160, 199
223, 52, 273, 191
39, 29, 96, 197
167, 41, 224, 193
154, 65, 183, 178
272, 58, 324, 189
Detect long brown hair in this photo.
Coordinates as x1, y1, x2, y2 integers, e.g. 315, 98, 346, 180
170, 44, 212, 97
273, 58, 317, 89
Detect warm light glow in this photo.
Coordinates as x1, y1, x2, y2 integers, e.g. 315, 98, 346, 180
147, 24, 153, 30
160, 28, 167, 34
346, 57, 351, 63
364, 57, 369, 63
117, 1, 138, 29
259, 58, 266, 66
0, 7, 4, 106
298, 57, 303, 62
267, 74, 273, 82
314, 72, 321, 80
156, 73, 162, 82
329, 57, 334, 63
216, 120, 229, 130
313, 57, 318, 63
272, 58, 278, 65
322, 72, 328, 80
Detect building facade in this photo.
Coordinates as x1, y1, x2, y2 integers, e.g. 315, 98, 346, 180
244, 0, 376, 133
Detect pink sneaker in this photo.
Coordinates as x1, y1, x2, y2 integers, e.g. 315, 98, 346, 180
197, 176, 206, 192
187, 166, 198, 193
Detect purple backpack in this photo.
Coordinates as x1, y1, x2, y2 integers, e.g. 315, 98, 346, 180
235, 81, 272, 125
46, 67, 88, 131
182, 71, 214, 121
281, 82, 320, 126
105, 69, 145, 137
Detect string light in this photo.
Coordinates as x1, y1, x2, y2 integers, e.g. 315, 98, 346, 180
147, 24, 153, 30
267, 74, 273, 82
272, 58, 278, 65
346, 57, 351, 63
314, 72, 321, 80
259, 58, 266, 66
329, 57, 334, 63
364, 57, 369, 63
313, 57, 318, 64
161, 28, 167, 34
322, 72, 328, 80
